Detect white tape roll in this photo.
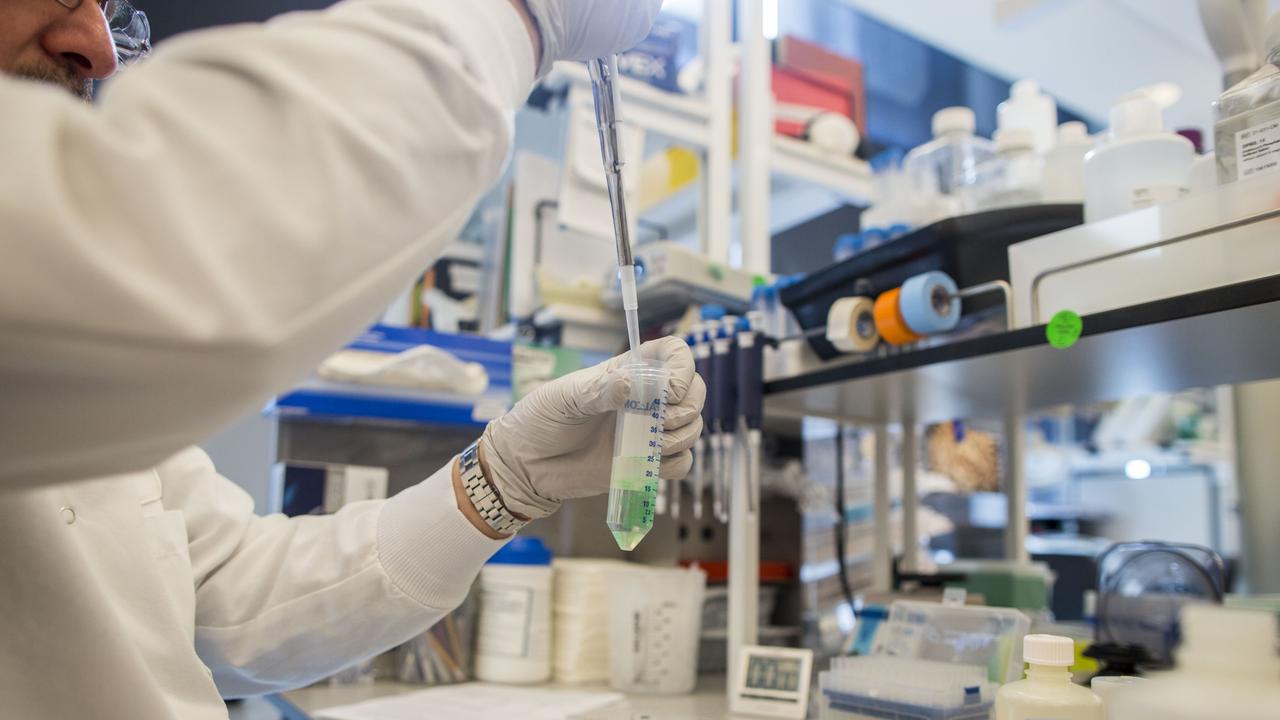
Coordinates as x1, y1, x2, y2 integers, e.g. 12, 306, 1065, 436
826, 296, 879, 353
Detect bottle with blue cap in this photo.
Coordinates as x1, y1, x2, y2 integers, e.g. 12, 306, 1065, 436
474, 536, 553, 684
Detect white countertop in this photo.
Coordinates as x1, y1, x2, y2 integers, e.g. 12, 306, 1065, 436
230, 675, 743, 720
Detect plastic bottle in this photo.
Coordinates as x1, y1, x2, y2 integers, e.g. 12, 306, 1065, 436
1082, 95, 1194, 223
1042, 121, 1094, 203
967, 127, 1043, 211
1174, 128, 1218, 194
1108, 605, 1280, 719
1089, 676, 1142, 719
904, 107, 996, 224
474, 536, 553, 684
998, 79, 1059, 155
995, 634, 1104, 720
1213, 11, 1280, 184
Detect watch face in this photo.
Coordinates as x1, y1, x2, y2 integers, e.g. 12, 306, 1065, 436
744, 656, 802, 693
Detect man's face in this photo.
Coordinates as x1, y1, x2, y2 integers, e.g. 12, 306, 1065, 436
1, 0, 119, 100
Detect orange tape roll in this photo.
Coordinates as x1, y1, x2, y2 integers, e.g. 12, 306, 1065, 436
873, 287, 922, 346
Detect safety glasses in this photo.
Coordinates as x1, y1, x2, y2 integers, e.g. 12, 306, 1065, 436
52, 0, 151, 65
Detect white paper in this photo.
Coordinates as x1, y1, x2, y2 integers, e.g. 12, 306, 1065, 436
314, 683, 624, 720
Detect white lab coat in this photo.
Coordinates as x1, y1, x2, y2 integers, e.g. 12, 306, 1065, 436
0, 0, 533, 717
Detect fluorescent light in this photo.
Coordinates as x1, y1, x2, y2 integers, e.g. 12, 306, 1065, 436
1124, 459, 1152, 480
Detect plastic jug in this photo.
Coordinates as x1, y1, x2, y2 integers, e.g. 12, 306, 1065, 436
995, 634, 1104, 720
1082, 95, 1193, 223
998, 79, 1059, 154
904, 107, 996, 224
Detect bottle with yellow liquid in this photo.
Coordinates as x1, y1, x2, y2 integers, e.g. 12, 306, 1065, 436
995, 634, 1103, 720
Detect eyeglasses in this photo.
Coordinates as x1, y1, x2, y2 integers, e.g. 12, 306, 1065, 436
52, 0, 152, 65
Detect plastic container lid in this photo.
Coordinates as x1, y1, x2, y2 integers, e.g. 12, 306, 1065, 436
870, 600, 1031, 683
1109, 96, 1163, 138
933, 106, 976, 137
1023, 634, 1075, 666
488, 536, 552, 565
1057, 121, 1089, 144
995, 127, 1034, 154
700, 304, 727, 320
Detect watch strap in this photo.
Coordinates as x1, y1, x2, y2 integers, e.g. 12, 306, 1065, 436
460, 441, 528, 535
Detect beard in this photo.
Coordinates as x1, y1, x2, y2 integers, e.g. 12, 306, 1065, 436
12, 60, 92, 101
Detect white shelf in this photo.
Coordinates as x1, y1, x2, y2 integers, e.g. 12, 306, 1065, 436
555, 63, 875, 205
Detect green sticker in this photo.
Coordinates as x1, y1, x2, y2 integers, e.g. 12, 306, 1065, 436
1046, 310, 1083, 349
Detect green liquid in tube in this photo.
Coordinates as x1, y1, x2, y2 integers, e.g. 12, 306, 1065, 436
605, 366, 668, 551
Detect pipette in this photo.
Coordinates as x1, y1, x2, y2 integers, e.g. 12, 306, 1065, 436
691, 322, 713, 519
737, 312, 765, 518
590, 56, 660, 550
712, 315, 739, 523
587, 55, 641, 361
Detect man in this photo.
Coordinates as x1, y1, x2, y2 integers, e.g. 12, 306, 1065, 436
0, 1, 705, 718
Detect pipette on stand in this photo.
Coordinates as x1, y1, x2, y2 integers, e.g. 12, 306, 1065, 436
691, 322, 713, 519
737, 312, 766, 518
712, 315, 739, 523
587, 56, 641, 362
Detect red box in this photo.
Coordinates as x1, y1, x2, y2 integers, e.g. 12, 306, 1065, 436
772, 35, 866, 139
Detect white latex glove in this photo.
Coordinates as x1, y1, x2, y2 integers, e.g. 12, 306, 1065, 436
523, 0, 665, 76
480, 336, 705, 519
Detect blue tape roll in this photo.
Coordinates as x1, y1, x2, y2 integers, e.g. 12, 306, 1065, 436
899, 271, 961, 334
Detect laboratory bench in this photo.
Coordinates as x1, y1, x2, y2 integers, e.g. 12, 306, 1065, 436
229, 676, 736, 720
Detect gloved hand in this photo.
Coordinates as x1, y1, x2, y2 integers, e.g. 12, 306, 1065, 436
522, 0, 665, 76
480, 336, 705, 519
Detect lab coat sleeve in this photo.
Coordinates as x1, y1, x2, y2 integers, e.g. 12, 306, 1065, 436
156, 447, 507, 697
0, 0, 535, 486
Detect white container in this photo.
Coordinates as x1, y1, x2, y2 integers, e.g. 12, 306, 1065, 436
1108, 605, 1280, 720
1214, 12, 1280, 184
608, 564, 706, 695
904, 107, 996, 224
1083, 96, 1194, 223
995, 634, 1104, 720
552, 558, 624, 684
474, 537, 553, 684
1089, 675, 1142, 718
998, 79, 1059, 155
1042, 121, 1094, 203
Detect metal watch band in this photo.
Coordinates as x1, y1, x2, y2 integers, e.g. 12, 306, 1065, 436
460, 442, 528, 535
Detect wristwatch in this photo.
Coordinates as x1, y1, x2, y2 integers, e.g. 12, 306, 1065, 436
460, 441, 529, 535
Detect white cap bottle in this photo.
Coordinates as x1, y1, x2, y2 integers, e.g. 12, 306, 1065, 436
1082, 95, 1193, 223
998, 79, 1058, 154
933, 106, 977, 137
994, 634, 1104, 720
